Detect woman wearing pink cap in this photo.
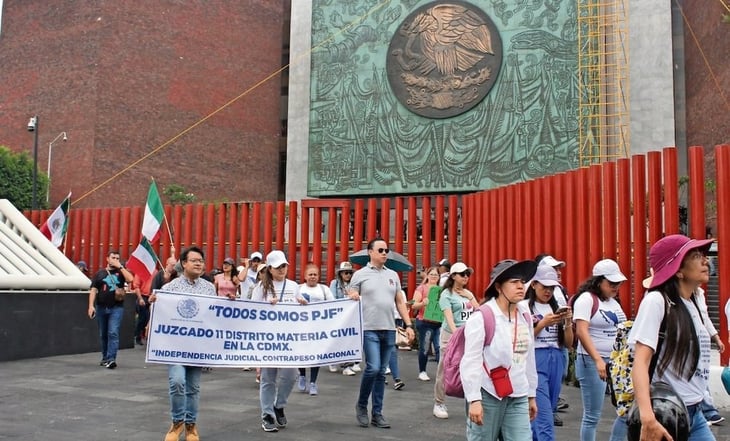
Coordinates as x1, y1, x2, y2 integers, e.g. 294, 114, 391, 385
629, 234, 716, 441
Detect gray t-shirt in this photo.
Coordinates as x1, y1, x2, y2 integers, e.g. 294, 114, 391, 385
349, 263, 401, 331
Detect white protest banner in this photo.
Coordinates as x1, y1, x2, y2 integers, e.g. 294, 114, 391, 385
146, 291, 363, 368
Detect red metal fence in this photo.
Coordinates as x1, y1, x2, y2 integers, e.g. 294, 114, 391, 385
25, 145, 730, 363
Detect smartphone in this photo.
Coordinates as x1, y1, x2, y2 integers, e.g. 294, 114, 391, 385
556, 306, 570, 314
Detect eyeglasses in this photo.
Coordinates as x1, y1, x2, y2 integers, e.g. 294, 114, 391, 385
186, 258, 204, 264
607, 280, 623, 288
274, 264, 288, 270
373, 247, 390, 254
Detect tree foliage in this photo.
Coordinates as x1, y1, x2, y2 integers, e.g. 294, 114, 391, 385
163, 184, 196, 205
0, 146, 49, 210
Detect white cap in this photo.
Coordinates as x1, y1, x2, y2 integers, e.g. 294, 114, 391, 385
449, 262, 473, 275
532, 265, 560, 286
592, 259, 627, 283
250, 251, 263, 260
539, 255, 566, 268
266, 250, 288, 268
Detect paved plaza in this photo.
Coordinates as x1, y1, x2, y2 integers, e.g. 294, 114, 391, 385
1, 346, 727, 440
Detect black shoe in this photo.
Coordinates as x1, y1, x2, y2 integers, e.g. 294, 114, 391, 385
553, 414, 563, 426
371, 414, 391, 428
393, 379, 405, 390
99, 359, 109, 366
356, 405, 369, 427
273, 407, 287, 428
105, 360, 117, 369
261, 415, 278, 432
557, 396, 569, 411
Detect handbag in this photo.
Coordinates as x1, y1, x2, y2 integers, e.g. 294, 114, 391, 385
422, 286, 444, 323
114, 288, 126, 302
489, 366, 514, 397
395, 327, 409, 347
722, 366, 730, 395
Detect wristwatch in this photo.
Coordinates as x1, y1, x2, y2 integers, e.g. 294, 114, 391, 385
405, 323, 414, 329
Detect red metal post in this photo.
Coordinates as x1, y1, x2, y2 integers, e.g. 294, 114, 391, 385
353, 199, 364, 252
228, 203, 238, 259
326, 207, 337, 282
240, 203, 250, 258
715, 146, 728, 353
448, 195, 458, 263
300, 205, 310, 279
367, 199, 378, 241
588, 165, 602, 262
435, 195, 445, 261
688, 146, 706, 239
647, 151, 663, 245
120, 207, 131, 258
602, 162, 617, 261
251, 202, 261, 254
217, 203, 227, 263
313, 206, 323, 269
276, 202, 286, 251
407, 197, 417, 274
205, 204, 216, 271
264, 202, 274, 253
617, 159, 632, 314
340, 200, 350, 262
380, 198, 390, 243
662, 148, 680, 234
287, 201, 298, 272
631, 155, 648, 315
422, 196, 432, 267
172, 205, 182, 254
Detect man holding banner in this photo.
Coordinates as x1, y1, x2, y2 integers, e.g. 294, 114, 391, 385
150, 246, 216, 441
349, 239, 415, 429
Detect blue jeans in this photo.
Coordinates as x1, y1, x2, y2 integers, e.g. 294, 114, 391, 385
95, 305, 124, 362
416, 319, 441, 372
168, 365, 202, 423
531, 347, 565, 441
576, 354, 608, 441
466, 391, 531, 441
260, 367, 296, 419
609, 414, 627, 441
687, 402, 716, 441
357, 330, 395, 415
134, 296, 150, 339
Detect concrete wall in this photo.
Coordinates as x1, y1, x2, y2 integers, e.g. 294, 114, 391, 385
0, 291, 135, 362
628, 0, 677, 156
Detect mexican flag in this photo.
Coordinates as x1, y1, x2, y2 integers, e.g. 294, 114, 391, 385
40, 193, 71, 247
126, 182, 164, 282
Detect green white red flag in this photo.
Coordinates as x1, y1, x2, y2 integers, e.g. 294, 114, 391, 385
126, 182, 164, 282
40, 192, 71, 247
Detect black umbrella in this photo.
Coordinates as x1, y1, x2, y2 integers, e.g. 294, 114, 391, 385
349, 249, 414, 272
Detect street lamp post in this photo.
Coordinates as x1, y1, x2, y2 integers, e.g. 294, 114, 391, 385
27, 116, 39, 210
47, 131, 68, 203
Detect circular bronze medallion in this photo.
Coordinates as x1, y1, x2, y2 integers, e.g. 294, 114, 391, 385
386, 1, 502, 119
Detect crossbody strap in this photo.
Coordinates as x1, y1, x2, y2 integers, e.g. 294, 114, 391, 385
648, 297, 670, 379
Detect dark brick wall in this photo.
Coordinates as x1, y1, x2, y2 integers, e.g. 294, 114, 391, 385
0, 0, 286, 208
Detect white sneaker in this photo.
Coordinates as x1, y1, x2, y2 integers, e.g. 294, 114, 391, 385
342, 367, 356, 376
433, 403, 449, 419
328, 365, 338, 373
385, 367, 391, 375
351, 363, 362, 372
418, 371, 431, 381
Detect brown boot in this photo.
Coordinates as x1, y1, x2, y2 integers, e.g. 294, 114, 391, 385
164, 421, 184, 441
185, 423, 199, 441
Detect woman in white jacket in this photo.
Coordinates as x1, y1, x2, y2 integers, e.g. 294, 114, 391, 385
460, 259, 538, 441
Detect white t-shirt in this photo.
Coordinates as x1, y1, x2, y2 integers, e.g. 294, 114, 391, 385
250, 279, 301, 303
573, 292, 626, 357
628, 291, 711, 406
527, 301, 561, 349
299, 283, 332, 303
726, 298, 730, 331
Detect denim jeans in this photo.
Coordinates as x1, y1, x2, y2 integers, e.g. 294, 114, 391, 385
96, 305, 124, 362
531, 347, 565, 441
134, 296, 150, 339
687, 402, 716, 441
466, 391, 531, 441
260, 367, 297, 419
576, 354, 609, 441
168, 364, 202, 423
357, 330, 395, 415
416, 319, 441, 372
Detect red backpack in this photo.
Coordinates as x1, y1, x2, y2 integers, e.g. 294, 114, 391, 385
443, 304, 531, 398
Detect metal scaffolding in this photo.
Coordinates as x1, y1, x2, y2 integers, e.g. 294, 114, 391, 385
577, 0, 630, 166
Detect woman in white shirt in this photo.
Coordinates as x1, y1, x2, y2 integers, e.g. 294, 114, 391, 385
525, 265, 573, 441
630, 234, 715, 441
573, 258, 627, 441
460, 259, 538, 441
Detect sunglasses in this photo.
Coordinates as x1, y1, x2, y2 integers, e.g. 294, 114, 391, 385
373, 248, 390, 254
607, 280, 623, 288
341, 271, 353, 275
455, 271, 471, 277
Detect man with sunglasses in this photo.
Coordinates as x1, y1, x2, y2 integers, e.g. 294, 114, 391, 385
348, 239, 415, 429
